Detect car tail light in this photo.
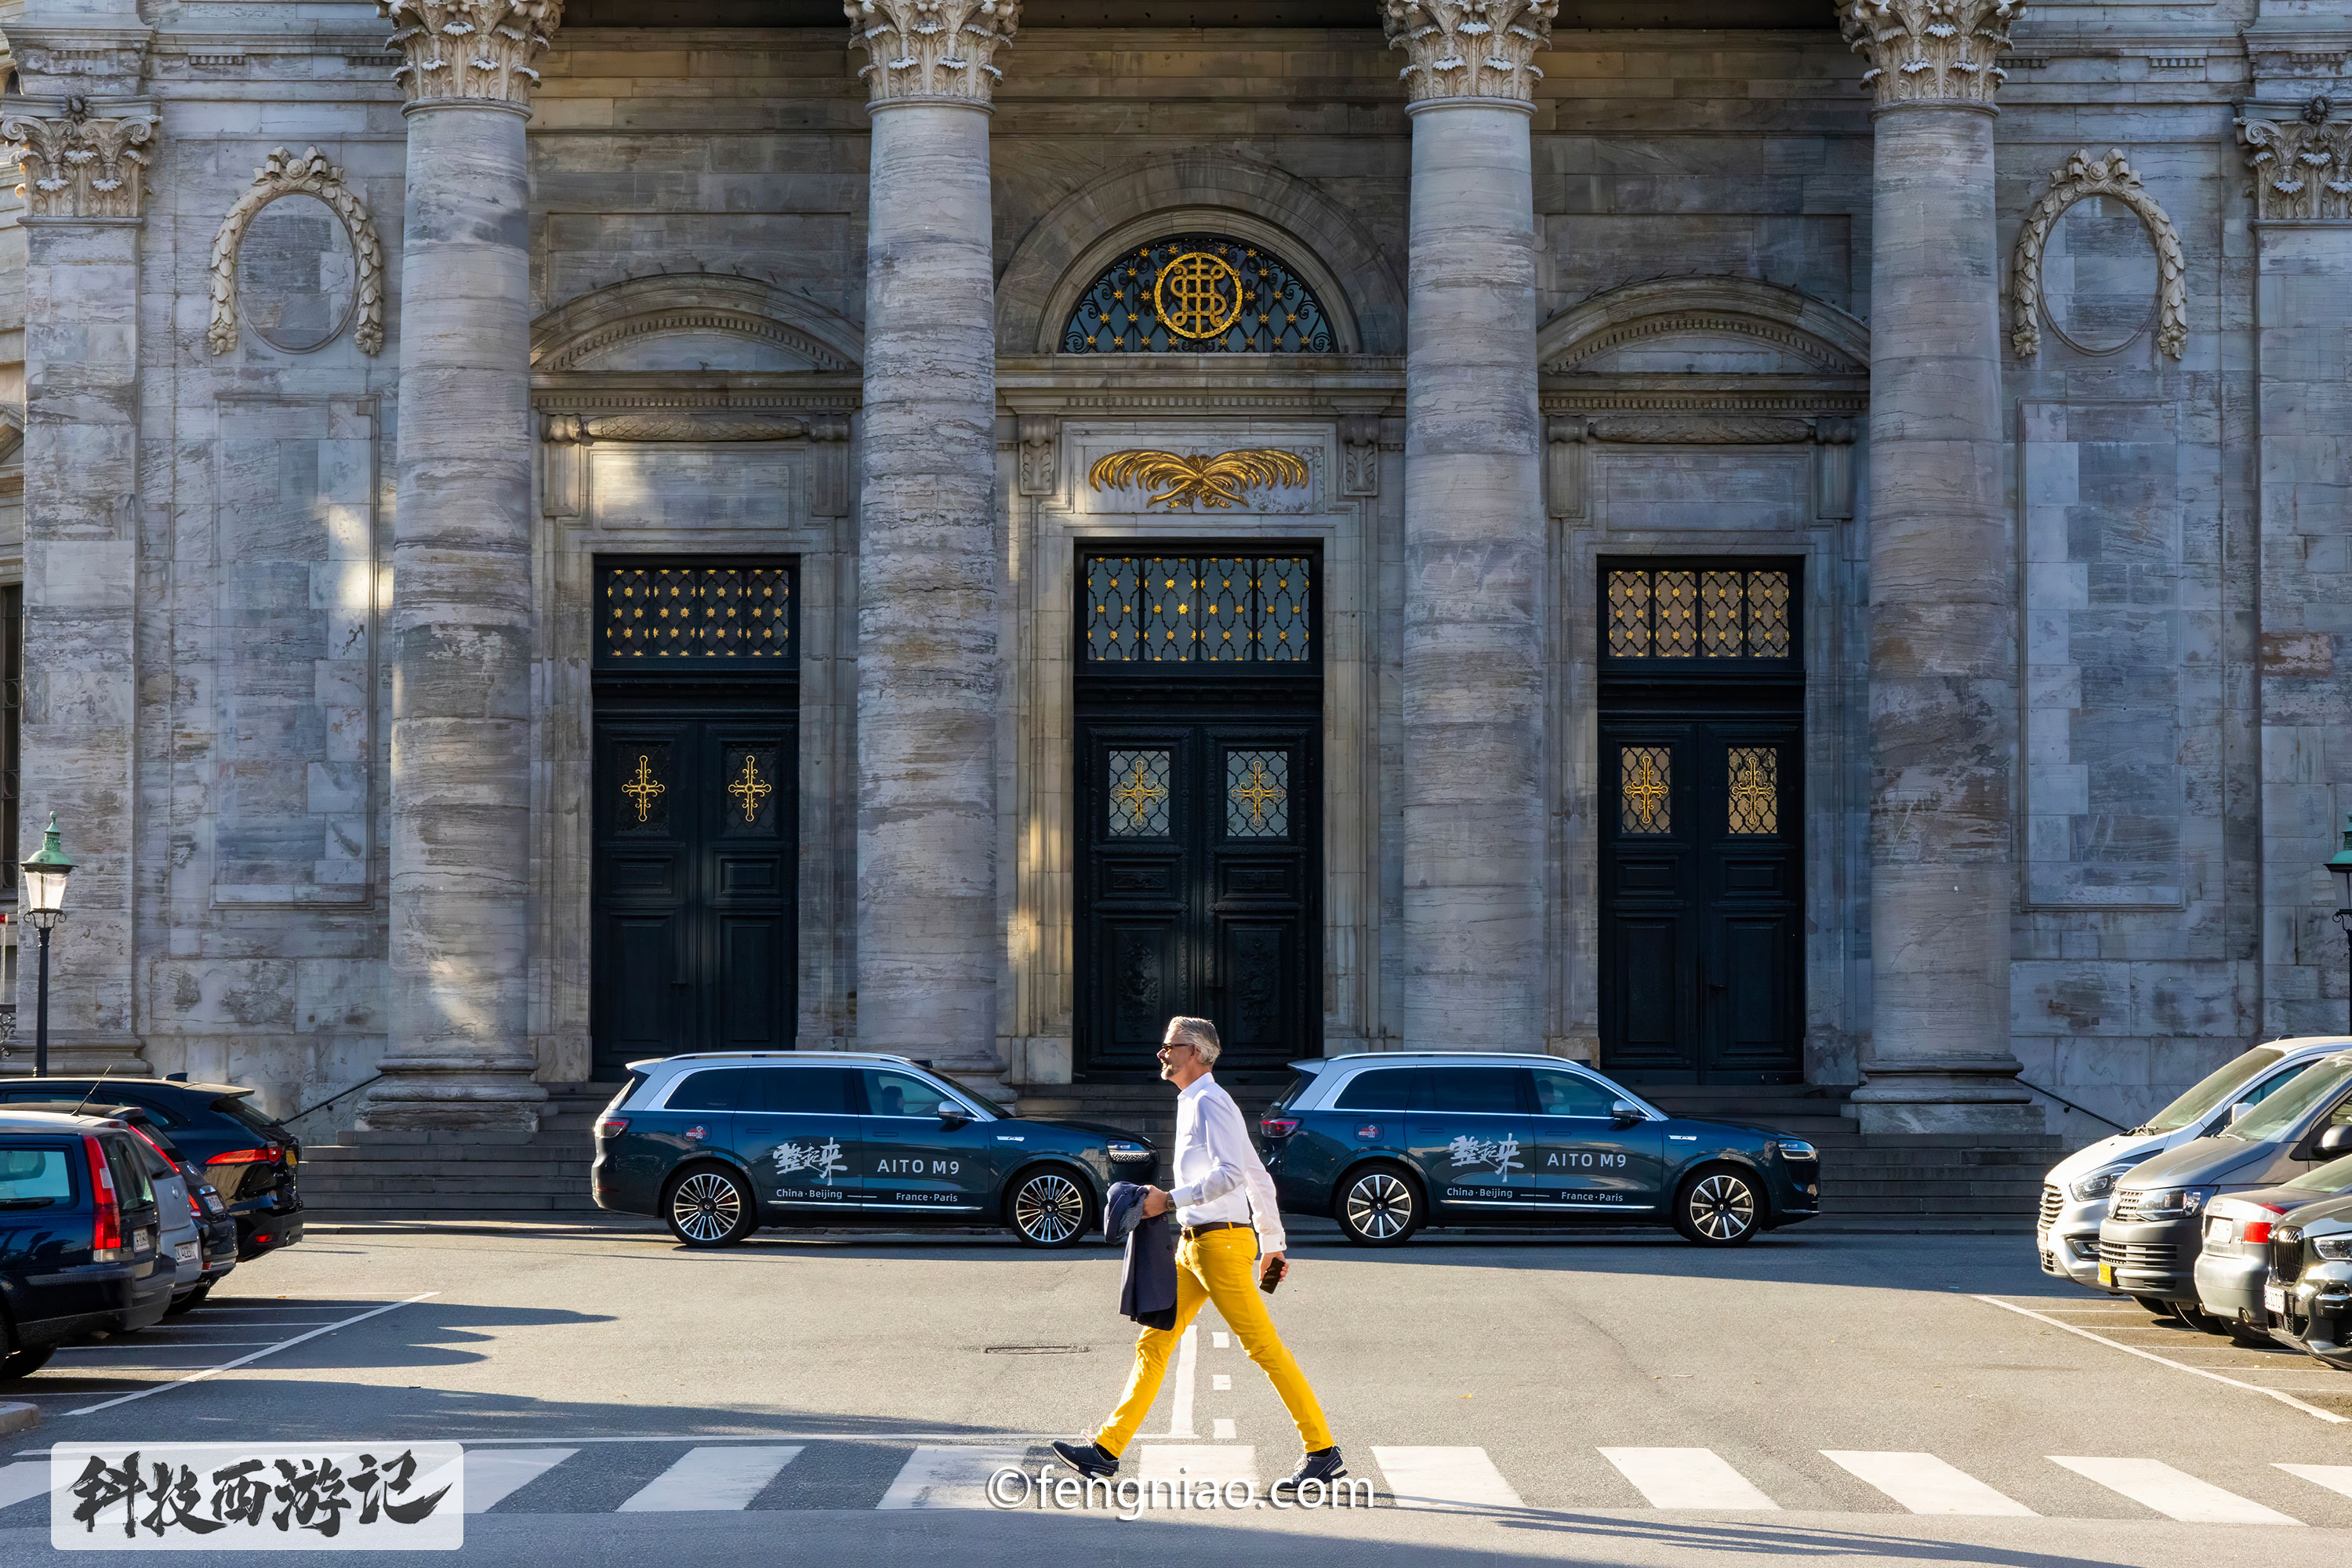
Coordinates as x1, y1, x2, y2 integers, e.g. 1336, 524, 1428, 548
596, 1116, 630, 1140
206, 1147, 281, 1166
1259, 1116, 1301, 1139
85, 1136, 125, 1261
2244, 1203, 2288, 1247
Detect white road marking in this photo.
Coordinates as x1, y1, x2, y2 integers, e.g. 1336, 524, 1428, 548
619, 1446, 802, 1512
53, 1342, 293, 1351
63, 1292, 440, 1417
2277, 1463, 2352, 1499
877, 1444, 1031, 1509
0, 1460, 51, 1511
1820, 1450, 2036, 1515
1211, 1332, 1230, 1349
1373, 1446, 1525, 1511
1212, 1418, 1236, 1441
1139, 1445, 1256, 1487
465, 1448, 578, 1512
2049, 1457, 2303, 1524
1974, 1296, 2351, 1425
1163, 1325, 1200, 1439
1210, 1374, 1232, 1391
1600, 1447, 1779, 1510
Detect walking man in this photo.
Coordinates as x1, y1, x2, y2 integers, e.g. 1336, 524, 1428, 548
1052, 1016, 1345, 1491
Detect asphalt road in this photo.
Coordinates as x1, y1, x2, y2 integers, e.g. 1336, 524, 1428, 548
9, 1215, 2352, 1565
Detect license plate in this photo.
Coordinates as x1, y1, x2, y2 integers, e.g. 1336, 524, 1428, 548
2267, 1283, 2287, 1315
2206, 1218, 2234, 1244
2098, 1261, 2114, 1287
174, 1241, 198, 1264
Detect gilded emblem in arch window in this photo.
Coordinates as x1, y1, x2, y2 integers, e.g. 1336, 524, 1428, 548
1063, 234, 1334, 354
1619, 746, 1671, 836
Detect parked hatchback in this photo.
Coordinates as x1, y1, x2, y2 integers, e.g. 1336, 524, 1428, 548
0, 1079, 303, 1259
2100, 1051, 2352, 1316
2039, 1035, 2352, 1292
593, 1052, 1156, 1248
2194, 1152, 2352, 1338
1258, 1053, 1819, 1247
0, 1113, 173, 1381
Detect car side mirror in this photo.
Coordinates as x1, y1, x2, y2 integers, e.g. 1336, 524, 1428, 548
1610, 1100, 1645, 1125
2315, 1125, 2352, 1158
2229, 1101, 2253, 1124
938, 1106, 971, 1129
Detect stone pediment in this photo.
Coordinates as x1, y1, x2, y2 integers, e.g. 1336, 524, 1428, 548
1539, 278, 1869, 379
530, 274, 863, 376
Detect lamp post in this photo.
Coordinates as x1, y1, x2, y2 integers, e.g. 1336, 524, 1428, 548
19, 814, 73, 1078
2331, 813, 2352, 1040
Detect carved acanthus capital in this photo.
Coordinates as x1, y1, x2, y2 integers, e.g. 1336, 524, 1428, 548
1839, 0, 2022, 107
2238, 99, 2352, 220
377, 0, 562, 107
1381, 0, 1558, 106
0, 99, 155, 220
845, 0, 1022, 107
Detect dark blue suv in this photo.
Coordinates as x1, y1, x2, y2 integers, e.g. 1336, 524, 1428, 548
1258, 1053, 1820, 1247
592, 1052, 1156, 1248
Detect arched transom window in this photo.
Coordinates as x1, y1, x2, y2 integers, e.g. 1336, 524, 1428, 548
1062, 234, 1334, 354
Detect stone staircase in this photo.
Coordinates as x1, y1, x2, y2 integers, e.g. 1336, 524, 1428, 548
296, 1083, 619, 1221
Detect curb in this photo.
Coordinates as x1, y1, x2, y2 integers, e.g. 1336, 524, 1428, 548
0, 1402, 39, 1436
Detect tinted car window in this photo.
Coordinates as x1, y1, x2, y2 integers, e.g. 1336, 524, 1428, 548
0, 1145, 74, 1207
757, 1067, 855, 1116
1334, 1069, 1416, 1111
864, 1070, 958, 1119
103, 1137, 152, 1206
216, 1097, 282, 1136
1426, 1068, 1527, 1115
666, 1069, 762, 1112
1530, 1069, 1614, 1118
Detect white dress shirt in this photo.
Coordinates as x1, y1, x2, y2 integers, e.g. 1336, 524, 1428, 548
1166, 1073, 1286, 1254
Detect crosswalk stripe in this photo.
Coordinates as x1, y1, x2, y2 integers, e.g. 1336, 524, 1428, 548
0, 1460, 49, 1512
2049, 1457, 2303, 1525
1139, 1446, 1257, 1488
466, 1448, 578, 1513
1820, 1451, 2035, 1516
2277, 1464, 2352, 1500
877, 1444, 1031, 1510
1600, 1447, 1778, 1510
1373, 1446, 1524, 1511
617, 1446, 802, 1512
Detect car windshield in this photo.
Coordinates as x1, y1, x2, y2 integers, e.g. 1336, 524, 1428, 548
2225, 1058, 2352, 1142
2285, 1151, 2352, 1193
2141, 1046, 2286, 1132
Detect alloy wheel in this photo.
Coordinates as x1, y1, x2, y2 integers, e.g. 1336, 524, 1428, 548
671, 1171, 743, 1244
1345, 1172, 1414, 1241
1014, 1172, 1085, 1245
1686, 1173, 1756, 1241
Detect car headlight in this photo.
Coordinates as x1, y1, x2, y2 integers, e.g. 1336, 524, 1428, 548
2140, 1186, 2214, 1216
1105, 1141, 1152, 1163
1770, 1139, 1817, 1161
2070, 1165, 2131, 1201
2315, 1237, 2352, 1262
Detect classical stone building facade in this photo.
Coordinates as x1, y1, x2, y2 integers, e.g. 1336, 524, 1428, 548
0, 0, 2347, 1145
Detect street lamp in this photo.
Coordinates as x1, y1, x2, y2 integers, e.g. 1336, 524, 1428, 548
2332, 812, 2352, 1040
20, 814, 73, 1077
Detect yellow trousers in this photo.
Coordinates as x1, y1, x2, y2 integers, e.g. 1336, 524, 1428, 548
1094, 1227, 1332, 1457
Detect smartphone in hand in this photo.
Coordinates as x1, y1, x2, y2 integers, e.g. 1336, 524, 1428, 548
1259, 1255, 1287, 1294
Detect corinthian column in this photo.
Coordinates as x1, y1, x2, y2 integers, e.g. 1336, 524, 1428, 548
1384, 0, 1555, 1052
847, 0, 1018, 1097
1841, 0, 2035, 1133
359, 0, 561, 1131
1, 96, 157, 1073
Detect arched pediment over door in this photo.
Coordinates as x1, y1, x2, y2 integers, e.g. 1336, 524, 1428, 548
532, 272, 864, 375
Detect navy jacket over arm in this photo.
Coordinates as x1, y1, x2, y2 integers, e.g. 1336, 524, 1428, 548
1106, 1181, 1178, 1330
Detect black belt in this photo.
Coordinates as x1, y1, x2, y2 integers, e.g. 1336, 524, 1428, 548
1181, 1221, 1247, 1240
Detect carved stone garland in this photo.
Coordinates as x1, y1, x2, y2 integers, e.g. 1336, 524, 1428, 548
208, 147, 386, 357
1839, 0, 2022, 107
845, 0, 1022, 106
2238, 99, 2352, 220
1380, 0, 1559, 105
2009, 147, 2186, 360
0, 100, 155, 220
378, 0, 563, 106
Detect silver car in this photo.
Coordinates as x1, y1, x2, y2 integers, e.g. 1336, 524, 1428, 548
2263, 1195, 2352, 1369
2195, 1156, 2352, 1333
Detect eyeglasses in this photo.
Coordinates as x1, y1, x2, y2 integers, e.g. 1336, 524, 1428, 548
1157, 1043, 1197, 1055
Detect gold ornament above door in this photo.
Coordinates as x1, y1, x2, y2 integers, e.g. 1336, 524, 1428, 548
1087, 448, 1309, 510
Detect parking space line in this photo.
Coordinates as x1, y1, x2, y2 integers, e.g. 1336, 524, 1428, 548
2051, 1457, 2303, 1525
54, 1343, 293, 1351
465, 1450, 579, 1513
62, 1292, 439, 1417
877, 1445, 1031, 1509
1973, 1296, 2352, 1425
1599, 1447, 1779, 1510
1821, 1450, 2036, 1515
618, 1446, 803, 1512
0, 1460, 50, 1511
1372, 1446, 1524, 1511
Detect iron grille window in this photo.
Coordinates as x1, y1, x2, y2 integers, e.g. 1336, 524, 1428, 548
1604, 564, 1795, 663
1062, 234, 1334, 355
597, 562, 795, 666
0, 584, 18, 892
1619, 746, 1671, 835
1083, 554, 1313, 665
